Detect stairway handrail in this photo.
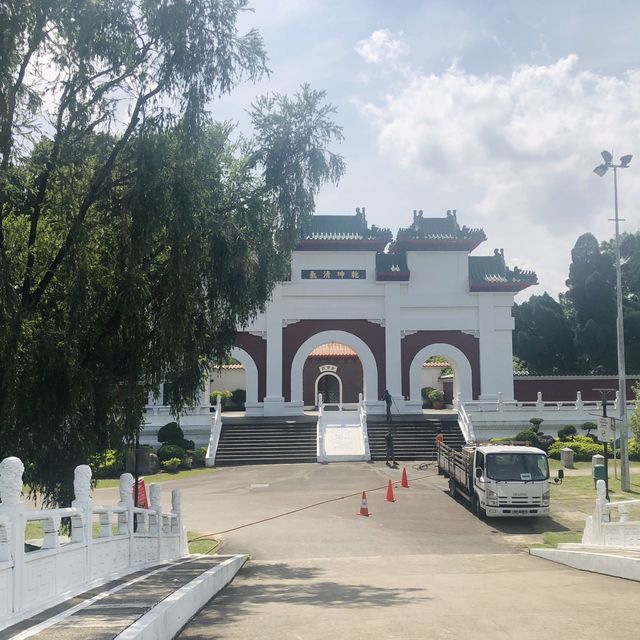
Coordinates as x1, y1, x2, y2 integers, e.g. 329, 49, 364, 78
205, 395, 223, 467
457, 400, 476, 444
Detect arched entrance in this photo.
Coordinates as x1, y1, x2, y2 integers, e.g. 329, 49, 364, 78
290, 330, 378, 404
408, 343, 473, 405
224, 346, 258, 405
315, 372, 342, 405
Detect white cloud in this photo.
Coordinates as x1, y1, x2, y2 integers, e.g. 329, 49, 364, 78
358, 55, 640, 298
355, 29, 409, 65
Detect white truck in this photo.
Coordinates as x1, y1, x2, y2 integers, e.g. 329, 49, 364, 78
437, 442, 561, 518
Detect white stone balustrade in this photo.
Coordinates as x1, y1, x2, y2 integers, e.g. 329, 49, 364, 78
581, 479, 640, 549
459, 392, 637, 440
0, 457, 187, 629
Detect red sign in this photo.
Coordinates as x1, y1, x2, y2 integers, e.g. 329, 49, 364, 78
133, 478, 148, 508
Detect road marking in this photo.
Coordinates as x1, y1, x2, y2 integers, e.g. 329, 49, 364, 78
250, 483, 270, 489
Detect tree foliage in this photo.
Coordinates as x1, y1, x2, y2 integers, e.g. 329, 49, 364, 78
0, 1, 344, 505
515, 230, 640, 375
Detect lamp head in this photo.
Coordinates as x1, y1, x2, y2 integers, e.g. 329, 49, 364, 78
593, 164, 608, 177
620, 154, 633, 167
601, 150, 613, 164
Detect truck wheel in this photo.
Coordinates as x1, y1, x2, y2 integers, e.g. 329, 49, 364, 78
448, 477, 456, 497
472, 495, 486, 520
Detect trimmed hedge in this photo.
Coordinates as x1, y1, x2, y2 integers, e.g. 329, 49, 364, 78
192, 448, 207, 467
158, 422, 183, 444
557, 425, 577, 441
157, 444, 186, 462
161, 457, 181, 472
548, 436, 605, 461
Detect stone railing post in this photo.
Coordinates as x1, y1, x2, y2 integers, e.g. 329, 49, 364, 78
0, 456, 26, 615
72, 464, 93, 581
576, 391, 583, 411
118, 473, 135, 563
172, 489, 187, 556
536, 392, 543, 411
150, 484, 162, 560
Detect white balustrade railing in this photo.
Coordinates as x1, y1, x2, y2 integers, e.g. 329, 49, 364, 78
457, 399, 476, 443
205, 394, 223, 467
581, 479, 640, 549
459, 391, 637, 438
0, 457, 187, 629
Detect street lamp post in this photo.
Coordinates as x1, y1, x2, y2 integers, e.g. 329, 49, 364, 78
593, 150, 632, 492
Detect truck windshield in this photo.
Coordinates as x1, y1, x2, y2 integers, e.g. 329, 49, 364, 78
485, 453, 549, 481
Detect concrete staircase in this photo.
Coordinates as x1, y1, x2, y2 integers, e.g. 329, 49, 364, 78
214, 418, 317, 466
367, 415, 465, 461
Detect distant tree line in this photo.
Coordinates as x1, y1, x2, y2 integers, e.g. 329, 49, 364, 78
513, 231, 640, 375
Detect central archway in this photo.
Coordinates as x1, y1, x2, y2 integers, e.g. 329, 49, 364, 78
408, 343, 473, 404
290, 330, 378, 404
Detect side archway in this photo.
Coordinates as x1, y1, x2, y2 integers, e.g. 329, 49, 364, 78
315, 372, 343, 405
290, 330, 378, 404
229, 347, 259, 404
408, 343, 473, 404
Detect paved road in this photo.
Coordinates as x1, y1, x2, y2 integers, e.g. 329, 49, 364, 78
127, 462, 639, 639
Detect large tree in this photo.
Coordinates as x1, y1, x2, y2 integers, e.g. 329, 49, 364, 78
0, 2, 344, 504
513, 293, 577, 374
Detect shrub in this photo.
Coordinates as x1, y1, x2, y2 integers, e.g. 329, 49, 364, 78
193, 448, 207, 467
157, 422, 184, 444
529, 418, 544, 434
581, 421, 598, 438
421, 387, 436, 408
230, 388, 246, 410
180, 438, 195, 451
90, 449, 124, 479
548, 436, 605, 461
536, 434, 555, 453
515, 430, 540, 447
629, 438, 640, 462
557, 425, 577, 441
427, 389, 445, 403
180, 456, 193, 470
161, 457, 182, 473
210, 389, 233, 407
157, 444, 186, 462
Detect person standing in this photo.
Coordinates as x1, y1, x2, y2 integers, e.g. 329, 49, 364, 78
435, 428, 444, 449
385, 428, 396, 467
383, 389, 392, 423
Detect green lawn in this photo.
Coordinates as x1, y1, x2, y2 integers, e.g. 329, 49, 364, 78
95, 467, 215, 489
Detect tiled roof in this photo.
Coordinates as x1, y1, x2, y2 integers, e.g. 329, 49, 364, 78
468, 250, 537, 292
298, 209, 392, 251
308, 342, 357, 357
376, 252, 410, 281
392, 209, 486, 252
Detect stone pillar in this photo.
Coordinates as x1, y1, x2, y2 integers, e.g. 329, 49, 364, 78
72, 465, 93, 580
0, 456, 26, 614
263, 288, 286, 415
384, 285, 402, 403
478, 296, 498, 400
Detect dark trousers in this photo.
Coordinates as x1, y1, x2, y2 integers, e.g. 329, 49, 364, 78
386, 446, 395, 463
385, 404, 391, 422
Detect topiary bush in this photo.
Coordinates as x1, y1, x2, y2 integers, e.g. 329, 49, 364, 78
557, 425, 577, 441
421, 387, 436, 408
515, 429, 540, 447
230, 388, 246, 410
180, 456, 193, 470
157, 444, 186, 462
548, 436, 605, 461
193, 448, 207, 467
529, 418, 544, 434
161, 457, 181, 473
157, 422, 184, 444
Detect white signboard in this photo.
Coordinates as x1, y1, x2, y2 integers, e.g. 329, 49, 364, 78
597, 417, 613, 443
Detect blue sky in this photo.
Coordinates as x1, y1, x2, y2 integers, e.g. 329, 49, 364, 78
211, 0, 640, 300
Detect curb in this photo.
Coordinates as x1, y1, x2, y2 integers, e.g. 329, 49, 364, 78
115, 554, 247, 640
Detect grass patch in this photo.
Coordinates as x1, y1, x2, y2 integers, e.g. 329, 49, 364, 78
187, 530, 221, 555
541, 530, 582, 547
549, 459, 640, 472
95, 467, 215, 489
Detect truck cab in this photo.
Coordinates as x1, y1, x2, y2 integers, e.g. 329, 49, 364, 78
472, 445, 550, 517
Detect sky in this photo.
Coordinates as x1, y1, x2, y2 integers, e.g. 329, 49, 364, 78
209, 0, 640, 301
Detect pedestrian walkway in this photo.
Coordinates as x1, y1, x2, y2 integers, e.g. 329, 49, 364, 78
2, 555, 246, 640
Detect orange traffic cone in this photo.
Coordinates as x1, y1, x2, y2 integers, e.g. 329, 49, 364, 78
385, 479, 396, 502
401, 468, 410, 488
358, 491, 371, 516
